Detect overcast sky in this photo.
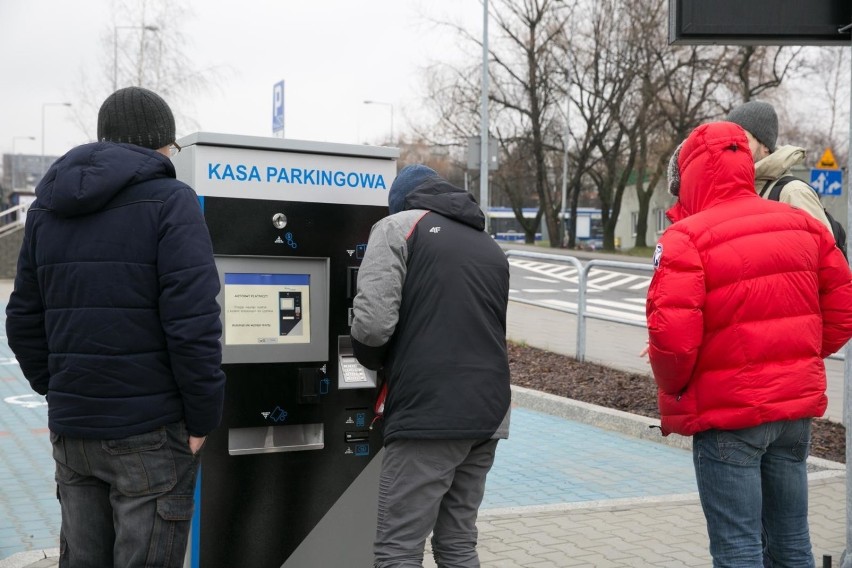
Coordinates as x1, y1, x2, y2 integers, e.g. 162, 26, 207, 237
1, 0, 484, 158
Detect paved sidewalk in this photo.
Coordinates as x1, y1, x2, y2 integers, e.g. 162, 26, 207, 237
1, 271, 849, 567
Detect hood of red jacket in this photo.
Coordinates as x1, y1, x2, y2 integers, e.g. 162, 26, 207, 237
666, 122, 756, 223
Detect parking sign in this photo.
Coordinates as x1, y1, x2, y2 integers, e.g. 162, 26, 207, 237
272, 80, 285, 135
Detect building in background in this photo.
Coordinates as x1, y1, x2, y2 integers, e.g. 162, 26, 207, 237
1, 153, 55, 208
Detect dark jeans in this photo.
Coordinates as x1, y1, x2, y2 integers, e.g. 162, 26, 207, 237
51, 421, 201, 568
693, 419, 814, 568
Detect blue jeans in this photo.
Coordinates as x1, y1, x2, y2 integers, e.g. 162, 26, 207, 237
51, 421, 201, 568
693, 419, 814, 568
374, 438, 498, 568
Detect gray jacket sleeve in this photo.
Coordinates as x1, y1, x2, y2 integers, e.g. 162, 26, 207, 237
351, 211, 423, 368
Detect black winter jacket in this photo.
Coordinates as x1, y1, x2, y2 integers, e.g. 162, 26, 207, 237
6, 142, 225, 439
351, 178, 511, 442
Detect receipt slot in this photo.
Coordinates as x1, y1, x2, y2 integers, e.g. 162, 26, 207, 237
173, 134, 396, 568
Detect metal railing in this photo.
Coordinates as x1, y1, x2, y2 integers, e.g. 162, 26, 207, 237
0, 203, 28, 238
505, 250, 653, 362
505, 249, 845, 362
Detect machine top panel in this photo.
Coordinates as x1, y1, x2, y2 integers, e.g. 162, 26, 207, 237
174, 132, 398, 207
178, 132, 399, 160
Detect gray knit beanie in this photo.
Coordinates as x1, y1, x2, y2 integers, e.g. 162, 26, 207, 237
97, 87, 175, 150
725, 101, 778, 153
667, 142, 683, 197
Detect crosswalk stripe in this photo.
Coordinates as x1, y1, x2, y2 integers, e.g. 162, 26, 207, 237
511, 258, 650, 289
586, 298, 646, 313
538, 299, 646, 322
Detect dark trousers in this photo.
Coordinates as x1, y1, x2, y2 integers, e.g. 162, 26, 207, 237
374, 438, 499, 568
51, 421, 201, 568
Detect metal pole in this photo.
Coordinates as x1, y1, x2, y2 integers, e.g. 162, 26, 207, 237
842, 26, 852, 568
480, 0, 490, 233
113, 25, 159, 92
560, 88, 570, 248
11, 136, 35, 195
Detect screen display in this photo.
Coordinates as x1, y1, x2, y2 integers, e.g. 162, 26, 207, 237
223, 273, 311, 345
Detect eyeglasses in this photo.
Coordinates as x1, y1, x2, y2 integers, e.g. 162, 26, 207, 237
168, 141, 181, 157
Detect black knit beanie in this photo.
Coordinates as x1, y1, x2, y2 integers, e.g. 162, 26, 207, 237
97, 87, 175, 150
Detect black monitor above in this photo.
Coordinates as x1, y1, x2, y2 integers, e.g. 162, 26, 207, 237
669, 0, 852, 45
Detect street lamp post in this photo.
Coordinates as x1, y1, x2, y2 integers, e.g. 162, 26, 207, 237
41, 102, 72, 177
12, 136, 35, 153
559, 87, 570, 248
363, 100, 394, 144
11, 136, 36, 194
113, 25, 159, 91
480, 0, 490, 233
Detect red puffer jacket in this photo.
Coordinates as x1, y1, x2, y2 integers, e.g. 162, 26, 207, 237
646, 122, 852, 436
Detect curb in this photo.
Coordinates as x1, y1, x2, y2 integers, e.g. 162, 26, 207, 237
510, 385, 846, 473
0, 550, 59, 568
511, 384, 691, 450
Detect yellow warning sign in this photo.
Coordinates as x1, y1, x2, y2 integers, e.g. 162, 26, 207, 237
817, 148, 839, 170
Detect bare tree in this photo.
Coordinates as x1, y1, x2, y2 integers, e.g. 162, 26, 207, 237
622, 1, 736, 247
781, 46, 850, 166
422, 0, 572, 244
562, 0, 642, 249
727, 45, 805, 103
70, 0, 224, 141
419, 0, 812, 252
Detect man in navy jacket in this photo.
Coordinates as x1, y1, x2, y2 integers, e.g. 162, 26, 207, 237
6, 87, 225, 567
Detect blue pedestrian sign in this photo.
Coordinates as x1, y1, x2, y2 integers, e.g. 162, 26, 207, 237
272, 80, 285, 136
810, 168, 842, 196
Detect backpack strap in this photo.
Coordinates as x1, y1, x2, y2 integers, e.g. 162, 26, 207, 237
763, 175, 799, 201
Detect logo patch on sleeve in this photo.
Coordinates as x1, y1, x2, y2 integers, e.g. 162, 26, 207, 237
653, 243, 663, 269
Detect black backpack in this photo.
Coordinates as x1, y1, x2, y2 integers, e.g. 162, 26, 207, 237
761, 175, 848, 260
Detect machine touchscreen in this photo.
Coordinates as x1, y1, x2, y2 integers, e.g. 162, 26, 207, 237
215, 256, 329, 364
223, 273, 311, 345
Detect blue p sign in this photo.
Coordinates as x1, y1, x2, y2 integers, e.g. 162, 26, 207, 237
272, 80, 285, 135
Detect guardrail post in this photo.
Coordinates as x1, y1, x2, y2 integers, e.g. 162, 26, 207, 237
576, 265, 587, 362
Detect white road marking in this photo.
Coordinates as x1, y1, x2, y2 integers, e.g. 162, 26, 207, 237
4, 394, 47, 408
511, 259, 651, 290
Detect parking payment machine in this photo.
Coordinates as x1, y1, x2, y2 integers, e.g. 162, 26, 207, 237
172, 133, 397, 567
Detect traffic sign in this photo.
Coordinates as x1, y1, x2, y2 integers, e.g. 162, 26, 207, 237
466, 137, 499, 171
272, 80, 285, 135
810, 168, 843, 196
817, 148, 839, 169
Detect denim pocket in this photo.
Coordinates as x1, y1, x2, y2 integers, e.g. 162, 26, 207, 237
791, 419, 812, 462
148, 495, 195, 566
102, 428, 177, 496
51, 434, 75, 484
716, 427, 765, 465
156, 495, 195, 521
